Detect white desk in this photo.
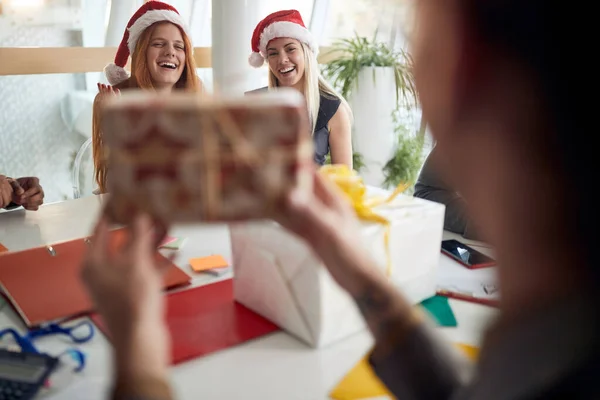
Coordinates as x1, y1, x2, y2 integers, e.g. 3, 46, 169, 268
0, 196, 499, 400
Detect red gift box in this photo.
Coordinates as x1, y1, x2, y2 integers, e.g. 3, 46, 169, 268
100, 89, 313, 224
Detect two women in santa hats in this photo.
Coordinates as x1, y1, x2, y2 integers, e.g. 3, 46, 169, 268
248, 9, 353, 169
92, 0, 204, 194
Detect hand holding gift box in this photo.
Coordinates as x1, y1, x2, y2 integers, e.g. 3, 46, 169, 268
98, 89, 313, 224
231, 165, 445, 348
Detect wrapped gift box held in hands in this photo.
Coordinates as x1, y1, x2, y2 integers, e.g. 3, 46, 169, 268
99, 89, 313, 224
231, 166, 446, 348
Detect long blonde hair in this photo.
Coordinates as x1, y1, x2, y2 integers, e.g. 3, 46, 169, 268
92, 21, 203, 194
268, 42, 352, 135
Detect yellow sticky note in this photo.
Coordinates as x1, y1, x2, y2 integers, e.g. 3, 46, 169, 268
189, 255, 229, 272
329, 343, 479, 400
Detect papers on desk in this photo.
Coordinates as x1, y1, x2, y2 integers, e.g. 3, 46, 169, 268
91, 279, 280, 365
189, 254, 229, 273
436, 253, 499, 306
330, 343, 480, 400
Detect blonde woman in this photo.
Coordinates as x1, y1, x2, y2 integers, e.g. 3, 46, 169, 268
248, 10, 353, 168
92, 1, 204, 194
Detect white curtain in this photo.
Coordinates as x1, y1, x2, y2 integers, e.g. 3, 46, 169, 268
309, 0, 330, 45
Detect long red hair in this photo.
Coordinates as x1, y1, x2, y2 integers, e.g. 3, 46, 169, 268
92, 22, 203, 194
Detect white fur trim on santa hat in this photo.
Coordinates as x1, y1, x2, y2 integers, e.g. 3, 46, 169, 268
258, 21, 318, 58
104, 63, 130, 86
127, 9, 190, 54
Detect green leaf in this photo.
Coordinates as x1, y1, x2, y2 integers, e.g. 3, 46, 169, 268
381, 109, 425, 191
324, 151, 366, 173
320, 32, 422, 185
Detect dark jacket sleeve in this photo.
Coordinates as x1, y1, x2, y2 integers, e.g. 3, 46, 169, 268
414, 148, 481, 240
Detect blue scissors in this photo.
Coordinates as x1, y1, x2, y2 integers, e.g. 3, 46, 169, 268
0, 320, 95, 372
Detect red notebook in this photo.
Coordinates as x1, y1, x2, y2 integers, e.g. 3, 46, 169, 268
0, 229, 191, 327
91, 279, 281, 364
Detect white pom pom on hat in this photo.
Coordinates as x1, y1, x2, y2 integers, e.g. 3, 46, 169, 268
104, 63, 130, 86
248, 52, 265, 68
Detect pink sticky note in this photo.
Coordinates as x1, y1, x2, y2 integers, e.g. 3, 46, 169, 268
159, 235, 177, 247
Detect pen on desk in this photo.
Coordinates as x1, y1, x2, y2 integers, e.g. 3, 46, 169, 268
437, 289, 478, 299
436, 289, 499, 307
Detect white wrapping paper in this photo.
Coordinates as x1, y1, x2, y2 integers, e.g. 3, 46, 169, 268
231, 189, 445, 348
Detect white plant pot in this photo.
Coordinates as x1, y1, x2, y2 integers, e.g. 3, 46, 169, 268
349, 66, 397, 188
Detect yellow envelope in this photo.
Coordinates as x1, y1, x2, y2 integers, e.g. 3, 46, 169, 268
329, 343, 479, 400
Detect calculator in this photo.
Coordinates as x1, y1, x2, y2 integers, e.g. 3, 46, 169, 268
0, 349, 58, 400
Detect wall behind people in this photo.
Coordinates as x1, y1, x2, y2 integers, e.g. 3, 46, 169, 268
0, 25, 85, 203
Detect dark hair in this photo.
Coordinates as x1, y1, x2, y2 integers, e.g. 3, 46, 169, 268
465, 1, 594, 273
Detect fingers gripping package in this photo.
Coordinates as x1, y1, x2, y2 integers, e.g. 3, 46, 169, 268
99, 89, 313, 224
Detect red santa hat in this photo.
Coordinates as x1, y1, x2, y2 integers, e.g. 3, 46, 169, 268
248, 9, 318, 68
104, 1, 191, 85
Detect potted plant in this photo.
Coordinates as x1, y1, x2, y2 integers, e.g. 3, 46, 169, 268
381, 109, 425, 192
321, 31, 423, 189
321, 32, 417, 107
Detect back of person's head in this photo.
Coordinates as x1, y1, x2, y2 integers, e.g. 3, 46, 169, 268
412, 0, 594, 291
462, 0, 594, 274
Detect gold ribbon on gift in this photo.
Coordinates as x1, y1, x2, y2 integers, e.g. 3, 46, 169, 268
318, 164, 409, 275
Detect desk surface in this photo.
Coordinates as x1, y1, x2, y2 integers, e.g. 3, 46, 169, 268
0, 196, 499, 400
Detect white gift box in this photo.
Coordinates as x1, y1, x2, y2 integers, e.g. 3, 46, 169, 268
230, 188, 445, 348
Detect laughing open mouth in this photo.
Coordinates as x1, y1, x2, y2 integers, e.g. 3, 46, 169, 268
279, 66, 295, 75
158, 62, 178, 70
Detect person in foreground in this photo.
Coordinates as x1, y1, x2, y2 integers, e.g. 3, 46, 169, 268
81, 214, 172, 400
247, 10, 353, 168
413, 146, 484, 240
0, 175, 44, 211
92, 0, 204, 194
82, 0, 599, 399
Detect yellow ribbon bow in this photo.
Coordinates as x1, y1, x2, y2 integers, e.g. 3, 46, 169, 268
319, 164, 409, 275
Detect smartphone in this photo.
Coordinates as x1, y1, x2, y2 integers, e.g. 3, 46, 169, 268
440, 239, 496, 269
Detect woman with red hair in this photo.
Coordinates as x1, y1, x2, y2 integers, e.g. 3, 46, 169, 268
92, 0, 204, 194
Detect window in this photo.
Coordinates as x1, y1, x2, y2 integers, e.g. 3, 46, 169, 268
321, 0, 414, 49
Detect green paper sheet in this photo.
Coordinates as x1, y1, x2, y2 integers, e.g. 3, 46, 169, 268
160, 237, 187, 250
420, 295, 458, 327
